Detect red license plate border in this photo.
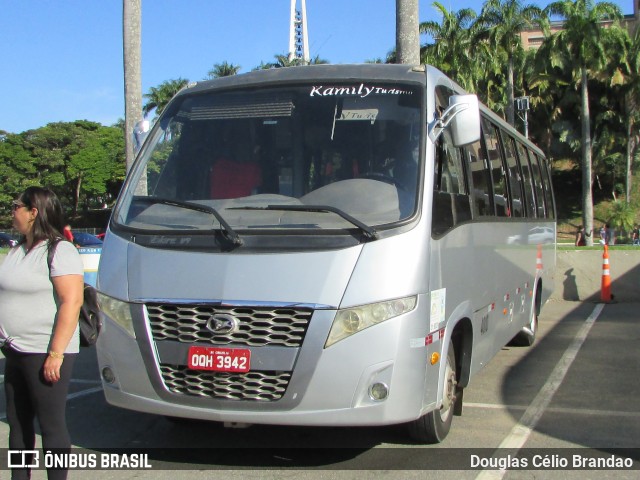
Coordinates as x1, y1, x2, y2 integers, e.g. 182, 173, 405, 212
187, 346, 251, 373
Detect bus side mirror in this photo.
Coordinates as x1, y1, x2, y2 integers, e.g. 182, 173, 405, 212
133, 120, 150, 153
428, 94, 481, 147
448, 95, 481, 147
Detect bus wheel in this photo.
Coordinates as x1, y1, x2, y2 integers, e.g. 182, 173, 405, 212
510, 298, 538, 347
407, 341, 457, 443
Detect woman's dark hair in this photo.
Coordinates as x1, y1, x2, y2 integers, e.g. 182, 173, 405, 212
17, 186, 66, 251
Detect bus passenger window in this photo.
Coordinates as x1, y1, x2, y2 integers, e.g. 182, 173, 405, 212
463, 140, 492, 217
483, 119, 509, 217
432, 130, 472, 236
539, 154, 556, 219
502, 134, 524, 217
515, 141, 537, 218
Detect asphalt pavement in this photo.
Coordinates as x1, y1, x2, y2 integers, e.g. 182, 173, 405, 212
0, 298, 638, 479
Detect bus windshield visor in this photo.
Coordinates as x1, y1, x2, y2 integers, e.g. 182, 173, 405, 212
116, 83, 422, 233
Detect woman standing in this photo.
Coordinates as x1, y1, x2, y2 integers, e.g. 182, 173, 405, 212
0, 187, 84, 480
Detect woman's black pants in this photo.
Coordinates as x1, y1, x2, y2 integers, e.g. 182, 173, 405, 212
3, 347, 76, 480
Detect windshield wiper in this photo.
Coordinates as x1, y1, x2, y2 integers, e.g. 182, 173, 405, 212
232, 204, 379, 240
135, 197, 243, 247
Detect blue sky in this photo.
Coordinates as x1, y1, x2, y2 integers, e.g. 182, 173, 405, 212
0, 0, 634, 134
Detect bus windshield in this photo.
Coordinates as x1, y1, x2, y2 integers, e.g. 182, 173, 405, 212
116, 83, 422, 234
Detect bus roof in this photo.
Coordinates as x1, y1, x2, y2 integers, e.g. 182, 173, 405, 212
182, 63, 430, 96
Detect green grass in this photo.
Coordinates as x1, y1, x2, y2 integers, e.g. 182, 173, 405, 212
557, 244, 640, 251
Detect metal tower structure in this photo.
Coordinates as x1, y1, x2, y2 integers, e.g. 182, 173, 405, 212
289, 0, 309, 62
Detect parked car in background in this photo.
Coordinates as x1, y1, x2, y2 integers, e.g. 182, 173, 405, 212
0, 232, 18, 248
72, 232, 103, 247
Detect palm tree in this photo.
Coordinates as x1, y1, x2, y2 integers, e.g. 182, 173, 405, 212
544, 0, 623, 245
206, 61, 241, 79
396, 0, 420, 64
254, 53, 328, 70
307, 55, 329, 65
419, 3, 479, 91
479, 0, 547, 126
123, 0, 142, 174
621, 26, 640, 202
254, 54, 302, 70
142, 78, 189, 118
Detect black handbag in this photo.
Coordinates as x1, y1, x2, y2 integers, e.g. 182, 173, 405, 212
48, 239, 102, 347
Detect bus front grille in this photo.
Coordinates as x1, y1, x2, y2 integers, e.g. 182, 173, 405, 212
160, 364, 291, 401
147, 304, 312, 347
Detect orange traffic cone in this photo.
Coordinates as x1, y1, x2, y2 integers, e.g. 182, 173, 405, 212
536, 244, 543, 271
600, 245, 612, 302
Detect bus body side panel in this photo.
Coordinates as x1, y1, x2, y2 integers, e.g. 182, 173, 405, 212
430, 219, 555, 380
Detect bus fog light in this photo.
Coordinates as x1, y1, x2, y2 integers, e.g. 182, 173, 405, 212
369, 382, 389, 401
101, 367, 116, 384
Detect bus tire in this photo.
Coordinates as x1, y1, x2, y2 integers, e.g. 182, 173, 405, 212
510, 298, 538, 347
407, 341, 457, 444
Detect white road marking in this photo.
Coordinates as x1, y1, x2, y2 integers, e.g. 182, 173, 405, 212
474, 302, 605, 480
466, 402, 640, 418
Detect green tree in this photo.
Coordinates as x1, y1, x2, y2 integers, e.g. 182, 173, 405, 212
419, 3, 479, 91
254, 54, 328, 70
608, 200, 636, 237
143, 78, 189, 118
543, 0, 623, 245
0, 122, 125, 222
0, 132, 40, 224
479, 0, 547, 126
621, 26, 640, 202
67, 125, 125, 215
206, 61, 241, 79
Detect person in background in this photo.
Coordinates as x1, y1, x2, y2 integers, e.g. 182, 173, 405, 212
63, 224, 74, 243
574, 226, 586, 246
0, 186, 84, 480
632, 225, 640, 246
605, 223, 614, 245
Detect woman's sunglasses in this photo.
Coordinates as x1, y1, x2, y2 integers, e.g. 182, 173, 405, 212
12, 201, 26, 211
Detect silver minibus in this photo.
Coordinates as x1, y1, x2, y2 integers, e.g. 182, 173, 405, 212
96, 64, 556, 443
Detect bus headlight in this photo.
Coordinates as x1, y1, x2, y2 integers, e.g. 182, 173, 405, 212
97, 293, 136, 339
325, 296, 417, 348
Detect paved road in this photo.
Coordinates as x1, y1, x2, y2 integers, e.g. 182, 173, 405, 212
1, 299, 638, 479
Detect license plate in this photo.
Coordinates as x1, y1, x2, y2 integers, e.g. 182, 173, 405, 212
187, 346, 251, 373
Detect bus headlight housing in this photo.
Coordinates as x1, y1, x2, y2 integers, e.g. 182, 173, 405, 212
97, 293, 136, 339
325, 296, 417, 348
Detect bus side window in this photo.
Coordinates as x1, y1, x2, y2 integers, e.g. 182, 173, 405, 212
463, 140, 492, 217
501, 133, 524, 218
516, 141, 539, 218
432, 129, 472, 236
482, 119, 510, 217
539, 154, 556, 219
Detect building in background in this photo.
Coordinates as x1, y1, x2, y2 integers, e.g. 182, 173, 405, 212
519, 0, 639, 50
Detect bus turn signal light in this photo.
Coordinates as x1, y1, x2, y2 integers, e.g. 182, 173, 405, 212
430, 352, 440, 365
